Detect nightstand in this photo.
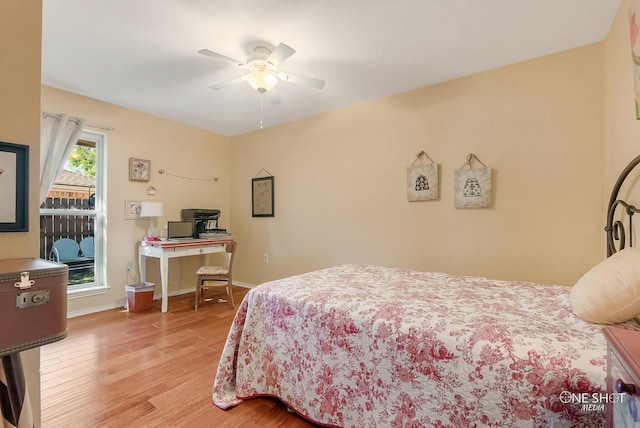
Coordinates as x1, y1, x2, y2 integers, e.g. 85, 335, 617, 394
603, 326, 640, 427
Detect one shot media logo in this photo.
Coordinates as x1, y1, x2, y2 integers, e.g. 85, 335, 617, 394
558, 391, 623, 412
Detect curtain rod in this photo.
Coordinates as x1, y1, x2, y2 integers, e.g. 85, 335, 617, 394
42, 111, 115, 132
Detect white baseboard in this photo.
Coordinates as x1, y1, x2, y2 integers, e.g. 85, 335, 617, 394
233, 281, 255, 289
68, 302, 127, 318
67, 281, 256, 318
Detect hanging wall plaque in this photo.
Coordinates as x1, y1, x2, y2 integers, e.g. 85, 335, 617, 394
454, 153, 492, 208
252, 169, 274, 217
407, 151, 439, 202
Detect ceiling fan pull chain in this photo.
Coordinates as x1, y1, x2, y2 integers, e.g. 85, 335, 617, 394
260, 91, 264, 129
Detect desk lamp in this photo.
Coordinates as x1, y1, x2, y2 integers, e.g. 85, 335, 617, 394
140, 201, 163, 239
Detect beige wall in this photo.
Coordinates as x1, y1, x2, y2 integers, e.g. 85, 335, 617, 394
604, 0, 640, 201
0, 1, 42, 424
35, 0, 640, 313
41, 87, 232, 314
2, 2, 635, 424
37, 0, 640, 310
35, 1, 640, 309
230, 44, 605, 287
0, 3, 41, 257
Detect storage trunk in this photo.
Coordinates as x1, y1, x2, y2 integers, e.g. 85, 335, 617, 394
0, 258, 68, 356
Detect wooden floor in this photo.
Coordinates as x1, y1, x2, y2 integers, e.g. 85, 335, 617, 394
40, 287, 318, 428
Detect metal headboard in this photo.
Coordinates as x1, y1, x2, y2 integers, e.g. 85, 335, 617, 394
606, 154, 640, 256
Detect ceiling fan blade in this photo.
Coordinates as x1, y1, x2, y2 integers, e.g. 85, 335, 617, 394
276, 72, 325, 90
266, 43, 296, 67
198, 49, 244, 66
266, 88, 282, 105
209, 75, 246, 90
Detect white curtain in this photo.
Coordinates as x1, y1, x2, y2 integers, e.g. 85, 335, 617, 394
40, 114, 85, 204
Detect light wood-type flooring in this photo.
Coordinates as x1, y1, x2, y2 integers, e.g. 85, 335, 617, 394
40, 287, 318, 427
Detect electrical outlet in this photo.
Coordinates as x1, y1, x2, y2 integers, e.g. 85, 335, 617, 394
263, 254, 269, 263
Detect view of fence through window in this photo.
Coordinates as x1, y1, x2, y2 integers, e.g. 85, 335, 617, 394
40, 139, 97, 287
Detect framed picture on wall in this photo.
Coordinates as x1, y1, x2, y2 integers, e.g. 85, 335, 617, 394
0, 142, 29, 232
252, 176, 274, 217
125, 200, 142, 220
129, 157, 151, 181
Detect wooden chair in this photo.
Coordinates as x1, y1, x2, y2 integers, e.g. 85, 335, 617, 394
195, 241, 237, 310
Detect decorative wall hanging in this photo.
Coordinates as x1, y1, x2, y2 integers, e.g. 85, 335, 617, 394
252, 169, 274, 217
454, 153, 492, 208
158, 169, 218, 182
0, 142, 29, 232
630, 0, 640, 119
129, 158, 151, 181
124, 200, 142, 220
407, 151, 439, 202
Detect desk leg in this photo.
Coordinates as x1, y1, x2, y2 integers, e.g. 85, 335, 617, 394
139, 251, 146, 283
160, 254, 169, 313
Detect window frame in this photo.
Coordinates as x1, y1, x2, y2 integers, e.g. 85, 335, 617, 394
40, 130, 108, 298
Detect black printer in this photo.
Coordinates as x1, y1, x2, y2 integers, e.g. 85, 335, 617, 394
181, 209, 226, 238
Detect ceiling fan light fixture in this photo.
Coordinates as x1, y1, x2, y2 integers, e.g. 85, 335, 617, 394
246, 69, 278, 92
200, 42, 324, 98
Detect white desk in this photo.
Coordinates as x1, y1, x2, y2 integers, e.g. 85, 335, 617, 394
138, 239, 232, 313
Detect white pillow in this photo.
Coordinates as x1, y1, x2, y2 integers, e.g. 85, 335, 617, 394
570, 248, 640, 324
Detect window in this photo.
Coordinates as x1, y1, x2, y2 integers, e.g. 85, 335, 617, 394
40, 131, 106, 297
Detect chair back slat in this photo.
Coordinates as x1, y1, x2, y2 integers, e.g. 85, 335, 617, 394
225, 241, 237, 269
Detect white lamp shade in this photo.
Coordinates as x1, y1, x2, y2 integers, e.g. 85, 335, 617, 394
140, 201, 163, 217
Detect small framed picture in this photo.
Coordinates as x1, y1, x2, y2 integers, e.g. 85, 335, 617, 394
129, 158, 151, 181
125, 200, 142, 220
252, 176, 274, 217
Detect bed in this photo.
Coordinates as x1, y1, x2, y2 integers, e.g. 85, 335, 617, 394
212, 155, 640, 427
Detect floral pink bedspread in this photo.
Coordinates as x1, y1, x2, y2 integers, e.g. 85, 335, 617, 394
212, 265, 640, 427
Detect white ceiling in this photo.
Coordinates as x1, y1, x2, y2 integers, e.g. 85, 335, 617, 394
42, 0, 622, 137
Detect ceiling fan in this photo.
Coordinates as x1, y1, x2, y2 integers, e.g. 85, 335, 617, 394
198, 43, 325, 104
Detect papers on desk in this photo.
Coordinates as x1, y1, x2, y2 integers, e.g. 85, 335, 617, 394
199, 232, 232, 240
